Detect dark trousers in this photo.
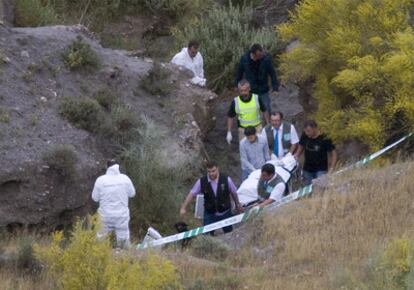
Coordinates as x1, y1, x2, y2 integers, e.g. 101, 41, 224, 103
203, 210, 233, 236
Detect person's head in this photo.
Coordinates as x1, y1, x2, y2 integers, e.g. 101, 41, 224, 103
261, 163, 275, 181
250, 43, 264, 61
270, 112, 284, 129
238, 79, 251, 98
187, 40, 199, 58
206, 161, 219, 180
303, 120, 318, 138
107, 159, 117, 168
244, 126, 257, 143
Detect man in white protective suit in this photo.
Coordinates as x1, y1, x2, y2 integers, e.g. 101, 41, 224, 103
171, 40, 206, 87
92, 160, 136, 249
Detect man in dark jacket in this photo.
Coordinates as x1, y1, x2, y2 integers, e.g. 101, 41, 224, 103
235, 44, 280, 114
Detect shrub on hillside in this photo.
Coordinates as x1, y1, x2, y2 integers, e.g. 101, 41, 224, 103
34, 215, 181, 290
14, 0, 58, 27
278, 0, 414, 150
93, 90, 119, 111
59, 96, 104, 132
140, 62, 173, 96
42, 144, 78, 180
173, 2, 278, 91
62, 36, 100, 70
190, 235, 231, 261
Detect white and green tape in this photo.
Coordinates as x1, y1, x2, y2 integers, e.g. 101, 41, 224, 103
137, 133, 412, 249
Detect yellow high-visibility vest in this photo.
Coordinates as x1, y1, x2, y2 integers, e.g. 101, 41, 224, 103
234, 94, 261, 128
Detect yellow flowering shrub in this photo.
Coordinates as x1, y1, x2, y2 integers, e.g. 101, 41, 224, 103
34, 215, 181, 290
278, 0, 414, 149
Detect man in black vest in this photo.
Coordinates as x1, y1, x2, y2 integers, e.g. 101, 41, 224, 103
180, 161, 243, 235
263, 112, 299, 159
257, 163, 286, 208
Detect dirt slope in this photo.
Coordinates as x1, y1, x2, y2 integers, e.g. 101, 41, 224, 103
0, 24, 216, 231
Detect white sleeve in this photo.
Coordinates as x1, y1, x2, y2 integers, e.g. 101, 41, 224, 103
91, 179, 101, 202
125, 176, 136, 198
171, 52, 185, 66
290, 124, 299, 145
269, 182, 285, 202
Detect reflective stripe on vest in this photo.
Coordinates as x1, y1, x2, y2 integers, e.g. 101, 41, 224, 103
234, 94, 261, 128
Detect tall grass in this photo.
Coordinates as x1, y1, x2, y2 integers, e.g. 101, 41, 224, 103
121, 117, 202, 236
171, 160, 414, 289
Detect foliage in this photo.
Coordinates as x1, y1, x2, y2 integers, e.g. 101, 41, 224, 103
278, 0, 414, 149
190, 235, 231, 261
34, 215, 182, 290
59, 96, 104, 132
42, 144, 78, 180
336, 237, 414, 290
59, 94, 140, 149
16, 236, 39, 273
140, 62, 173, 96
173, 2, 278, 91
48, 0, 210, 31
139, 0, 210, 20
62, 36, 100, 70
94, 90, 119, 111
14, 0, 58, 27
121, 117, 201, 236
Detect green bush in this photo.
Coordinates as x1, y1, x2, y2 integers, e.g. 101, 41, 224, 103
34, 215, 182, 290
141, 0, 211, 19
93, 90, 119, 111
140, 62, 173, 96
278, 0, 414, 150
190, 235, 231, 261
59, 94, 140, 149
14, 0, 58, 27
42, 144, 78, 180
101, 105, 142, 149
62, 36, 100, 70
59, 96, 104, 132
173, 2, 278, 91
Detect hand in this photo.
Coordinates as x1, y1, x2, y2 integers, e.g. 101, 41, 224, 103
226, 131, 232, 144
180, 208, 186, 216
236, 204, 244, 213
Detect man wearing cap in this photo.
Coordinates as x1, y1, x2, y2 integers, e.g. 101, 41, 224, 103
92, 160, 136, 248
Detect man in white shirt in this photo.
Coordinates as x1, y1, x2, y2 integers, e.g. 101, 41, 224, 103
262, 112, 299, 159
171, 40, 206, 87
257, 163, 286, 207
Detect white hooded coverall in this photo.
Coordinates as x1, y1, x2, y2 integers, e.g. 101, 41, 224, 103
91, 164, 136, 246
171, 47, 206, 87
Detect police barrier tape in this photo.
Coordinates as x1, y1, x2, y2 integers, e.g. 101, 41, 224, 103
137, 133, 413, 249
